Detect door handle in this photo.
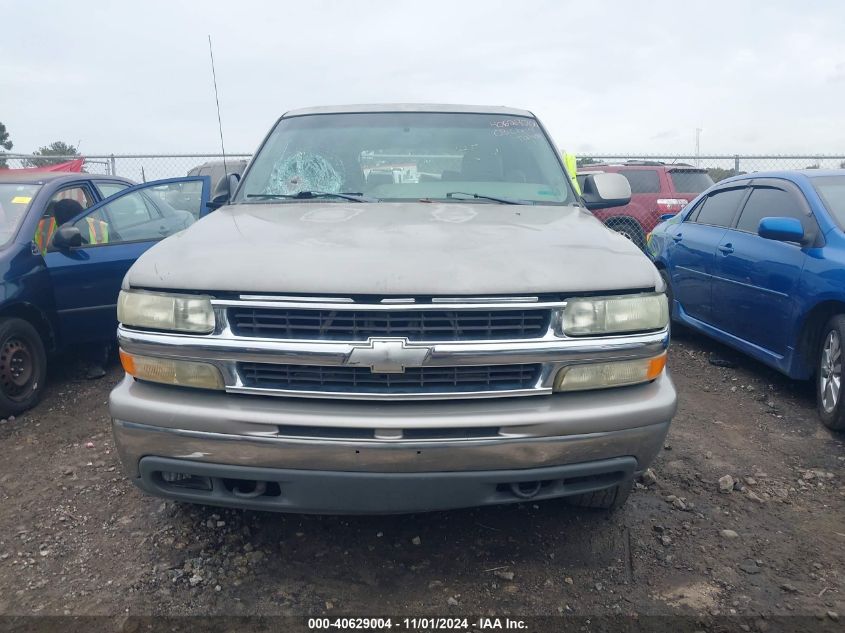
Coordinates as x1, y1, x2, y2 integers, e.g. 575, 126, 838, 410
718, 244, 734, 255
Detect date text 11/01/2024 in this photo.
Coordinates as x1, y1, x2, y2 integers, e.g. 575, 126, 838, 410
307, 618, 529, 630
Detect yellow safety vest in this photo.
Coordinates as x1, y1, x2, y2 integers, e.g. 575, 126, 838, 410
85, 217, 110, 244
34, 217, 57, 255
563, 151, 581, 196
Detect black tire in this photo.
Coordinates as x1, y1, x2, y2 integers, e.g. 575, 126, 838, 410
565, 477, 633, 511
606, 218, 646, 250
0, 318, 47, 418
817, 315, 845, 432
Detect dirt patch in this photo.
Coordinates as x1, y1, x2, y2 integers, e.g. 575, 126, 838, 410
0, 331, 842, 622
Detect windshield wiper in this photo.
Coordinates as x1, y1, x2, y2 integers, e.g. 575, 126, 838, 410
246, 191, 376, 203
445, 191, 526, 205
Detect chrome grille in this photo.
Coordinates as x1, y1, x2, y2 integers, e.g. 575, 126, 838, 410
238, 363, 542, 395
228, 307, 551, 341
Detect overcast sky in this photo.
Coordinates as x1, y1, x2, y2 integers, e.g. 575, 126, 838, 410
2, 0, 844, 156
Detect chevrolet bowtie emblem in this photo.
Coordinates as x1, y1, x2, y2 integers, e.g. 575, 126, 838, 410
346, 338, 432, 373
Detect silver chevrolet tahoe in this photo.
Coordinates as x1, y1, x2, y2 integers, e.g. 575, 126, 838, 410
110, 104, 676, 514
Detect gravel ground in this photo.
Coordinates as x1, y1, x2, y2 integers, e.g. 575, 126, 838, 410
0, 329, 843, 627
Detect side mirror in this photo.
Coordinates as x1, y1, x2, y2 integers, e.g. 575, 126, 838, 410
660, 213, 676, 221
208, 173, 240, 210
757, 217, 804, 243
51, 225, 83, 249
581, 173, 632, 210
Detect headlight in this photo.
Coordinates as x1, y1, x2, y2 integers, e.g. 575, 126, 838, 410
118, 290, 214, 333
554, 353, 666, 392
119, 350, 224, 390
561, 293, 668, 336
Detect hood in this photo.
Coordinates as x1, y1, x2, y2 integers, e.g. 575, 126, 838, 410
126, 202, 660, 296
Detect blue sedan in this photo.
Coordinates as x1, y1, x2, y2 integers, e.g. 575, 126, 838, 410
0, 171, 210, 416
647, 170, 845, 431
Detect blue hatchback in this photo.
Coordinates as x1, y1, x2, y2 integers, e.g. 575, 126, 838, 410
0, 171, 210, 416
647, 170, 845, 431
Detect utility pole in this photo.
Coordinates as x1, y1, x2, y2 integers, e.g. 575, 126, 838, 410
695, 127, 702, 167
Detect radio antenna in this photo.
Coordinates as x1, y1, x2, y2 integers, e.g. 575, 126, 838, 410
207, 35, 228, 182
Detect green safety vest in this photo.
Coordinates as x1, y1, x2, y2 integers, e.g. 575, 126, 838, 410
563, 152, 581, 195
34, 217, 57, 255
85, 217, 110, 244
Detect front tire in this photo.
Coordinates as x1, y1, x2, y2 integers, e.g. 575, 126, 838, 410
565, 477, 633, 511
606, 218, 646, 250
0, 318, 47, 418
818, 315, 845, 431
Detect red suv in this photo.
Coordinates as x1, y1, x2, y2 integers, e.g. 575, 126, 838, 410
578, 161, 714, 248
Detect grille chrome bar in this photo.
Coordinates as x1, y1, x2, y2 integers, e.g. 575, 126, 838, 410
117, 327, 669, 368
239, 362, 542, 395
228, 307, 551, 342
214, 298, 566, 312
226, 384, 550, 401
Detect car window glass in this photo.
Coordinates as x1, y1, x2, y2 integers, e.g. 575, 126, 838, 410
70, 186, 196, 247
694, 188, 746, 227
0, 183, 41, 246
736, 187, 809, 233
684, 197, 706, 222
145, 181, 205, 218
35, 186, 96, 253
51, 186, 94, 210
812, 176, 845, 231
237, 112, 575, 205
669, 170, 714, 194
619, 170, 660, 194
96, 182, 129, 198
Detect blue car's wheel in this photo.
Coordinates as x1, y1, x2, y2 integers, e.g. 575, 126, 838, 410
818, 315, 845, 431
0, 318, 47, 418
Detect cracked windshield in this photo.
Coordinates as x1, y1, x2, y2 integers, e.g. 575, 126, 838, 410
236, 112, 575, 205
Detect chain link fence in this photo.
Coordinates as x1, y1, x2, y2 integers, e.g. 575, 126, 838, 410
579, 154, 845, 180
3, 152, 844, 181
0, 154, 252, 181
2, 152, 843, 182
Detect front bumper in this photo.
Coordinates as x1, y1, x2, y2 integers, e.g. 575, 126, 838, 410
135, 455, 638, 514
110, 372, 676, 513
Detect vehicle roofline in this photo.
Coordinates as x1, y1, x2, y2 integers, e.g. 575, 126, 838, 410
280, 103, 535, 118
0, 173, 133, 185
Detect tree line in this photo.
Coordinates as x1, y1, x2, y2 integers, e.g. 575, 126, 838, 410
0, 121, 79, 168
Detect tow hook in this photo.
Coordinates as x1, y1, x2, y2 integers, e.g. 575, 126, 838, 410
509, 480, 542, 499
232, 480, 267, 499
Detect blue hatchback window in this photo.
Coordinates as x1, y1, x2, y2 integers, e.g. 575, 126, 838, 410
694, 188, 746, 228
814, 176, 845, 230
736, 187, 806, 233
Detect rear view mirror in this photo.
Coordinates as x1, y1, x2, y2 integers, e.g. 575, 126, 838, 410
209, 173, 241, 210
581, 173, 632, 211
758, 217, 804, 243
51, 225, 83, 249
